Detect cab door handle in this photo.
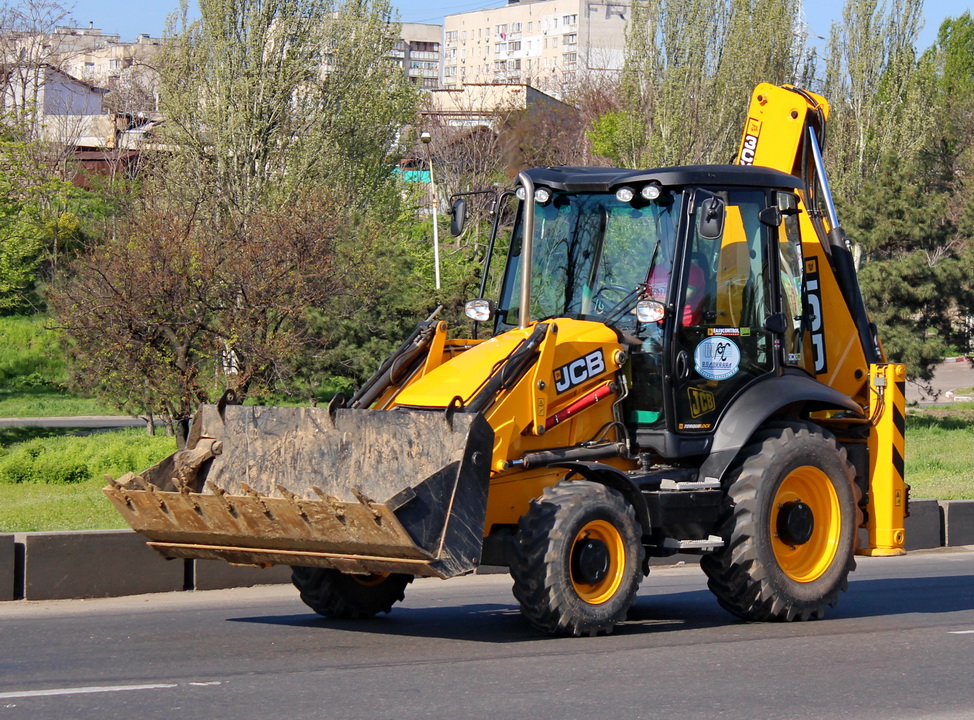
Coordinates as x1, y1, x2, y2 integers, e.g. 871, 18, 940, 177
676, 350, 690, 379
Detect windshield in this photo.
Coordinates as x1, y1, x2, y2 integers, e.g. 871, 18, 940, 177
495, 190, 683, 331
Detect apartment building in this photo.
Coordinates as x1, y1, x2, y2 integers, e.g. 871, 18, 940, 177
443, 0, 628, 98
56, 30, 164, 96
393, 23, 443, 89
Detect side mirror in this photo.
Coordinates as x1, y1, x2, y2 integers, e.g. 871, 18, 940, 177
464, 298, 495, 322
449, 197, 467, 237
698, 196, 725, 240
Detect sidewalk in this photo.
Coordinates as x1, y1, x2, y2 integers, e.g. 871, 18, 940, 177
0, 416, 144, 428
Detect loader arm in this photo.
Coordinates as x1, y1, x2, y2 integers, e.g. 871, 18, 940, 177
736, 83, 906, 556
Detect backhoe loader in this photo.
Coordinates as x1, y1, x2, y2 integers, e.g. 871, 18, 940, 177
106, 83, 908, 636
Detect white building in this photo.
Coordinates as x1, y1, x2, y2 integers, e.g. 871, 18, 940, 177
443, 0, 628, 98
394, 23, 443, 89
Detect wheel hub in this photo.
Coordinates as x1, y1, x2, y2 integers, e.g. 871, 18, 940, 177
571, 537, 610, 584
777, 501, 814, 546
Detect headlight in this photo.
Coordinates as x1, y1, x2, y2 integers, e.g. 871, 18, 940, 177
534, 187, 552, 204
615, 186, 635, 203
641, 183, 662, 200
636, 299, 666, 323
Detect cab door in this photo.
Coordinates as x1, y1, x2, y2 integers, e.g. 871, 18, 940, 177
670, 189, 776, 432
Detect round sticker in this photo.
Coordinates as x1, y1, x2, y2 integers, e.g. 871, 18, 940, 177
693, 337, 741, 381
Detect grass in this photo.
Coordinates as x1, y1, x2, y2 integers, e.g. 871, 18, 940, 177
904, 403, 974, 501
0, 388, 118, 417
0, 428, 176, 531
0, 315, 66, 386
0, 315, 122, 418
0, 476, 128, 532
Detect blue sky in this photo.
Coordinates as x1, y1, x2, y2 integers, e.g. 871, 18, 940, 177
68, 0, 962, 50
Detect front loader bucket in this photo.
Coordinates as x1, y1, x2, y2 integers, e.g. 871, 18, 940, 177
104, 405, 494, 579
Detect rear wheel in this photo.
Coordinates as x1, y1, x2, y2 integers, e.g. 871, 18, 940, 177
701, 421, 861, 621
291, 567, 412, 619
511, 480, 643, 636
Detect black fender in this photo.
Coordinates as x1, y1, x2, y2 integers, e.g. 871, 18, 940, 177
698, 370, 863, 485
550, 461, 652, 537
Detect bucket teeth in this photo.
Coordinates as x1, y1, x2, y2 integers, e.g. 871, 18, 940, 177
145, 483, 169, 513
205, 481, 238, 516
240, 482, 273, 518
312, 486, 346, 520
275, 483, 311, 521
351, 487, 383, 523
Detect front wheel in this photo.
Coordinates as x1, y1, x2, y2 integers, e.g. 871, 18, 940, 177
701, 421, 861, 622
511, 480, 643, 636
291, 567, 412, 619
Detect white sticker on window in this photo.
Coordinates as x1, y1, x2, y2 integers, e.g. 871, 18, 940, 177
693, 337, 741, 381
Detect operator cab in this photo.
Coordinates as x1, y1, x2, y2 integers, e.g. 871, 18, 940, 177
477, 165, 808, 457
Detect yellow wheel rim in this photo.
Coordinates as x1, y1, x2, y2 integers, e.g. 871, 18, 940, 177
351, 573, 390, 587
570, 519, 626, 604
771, 466, 841, 582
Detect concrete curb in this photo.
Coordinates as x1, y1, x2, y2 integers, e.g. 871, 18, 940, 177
1, 534, 13, 601
2, 499, 971, 602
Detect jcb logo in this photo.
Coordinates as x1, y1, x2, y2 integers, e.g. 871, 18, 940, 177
688, 387, 716, 418
805, 258, 828, 375
554, 350, 606, 394
739, 119, 761, 165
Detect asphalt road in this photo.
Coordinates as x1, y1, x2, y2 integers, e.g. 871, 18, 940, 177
1, 549, 973, 720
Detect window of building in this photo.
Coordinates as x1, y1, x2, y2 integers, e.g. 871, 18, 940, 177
445, 30, 458, 43
511, 22, 521, 32
495, 42, 506, 54
528, 22, 533, 32
552, 36, 558, 47
562, 14, 577, 25
564, 33, 577, 44
509, 40, 521, 51
563, 52, 577, 63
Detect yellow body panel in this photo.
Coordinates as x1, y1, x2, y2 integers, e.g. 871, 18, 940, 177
392, 318, 634, 535
859, 363, 908, 555
737, 83, 830, 176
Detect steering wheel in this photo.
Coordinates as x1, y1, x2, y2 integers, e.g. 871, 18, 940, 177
592, 284, 636, 315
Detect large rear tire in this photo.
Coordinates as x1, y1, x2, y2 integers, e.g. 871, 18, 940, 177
291, 567, 412, 619
701, 421, 861, 622
511, 480, 643, 636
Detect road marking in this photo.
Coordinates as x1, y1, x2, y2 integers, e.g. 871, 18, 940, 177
948, 630, 974, 634
0, 683, 180, 700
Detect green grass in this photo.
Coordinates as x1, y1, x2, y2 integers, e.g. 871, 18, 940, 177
0, 476, 128, 532
0, 388, 118, 417
0, 428, 176, 531
904, 404, 974, 500
0, 315, 66, 386
0, 315, 123, 418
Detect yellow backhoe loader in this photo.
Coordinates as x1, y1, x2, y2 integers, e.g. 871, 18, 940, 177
105, 83, 908, 636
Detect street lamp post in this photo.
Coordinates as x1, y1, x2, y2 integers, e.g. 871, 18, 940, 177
420, 131, 441, 291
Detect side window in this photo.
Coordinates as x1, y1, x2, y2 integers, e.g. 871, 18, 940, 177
776, 192, 804, 365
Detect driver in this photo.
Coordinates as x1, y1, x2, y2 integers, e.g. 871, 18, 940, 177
646, 260, 706, 325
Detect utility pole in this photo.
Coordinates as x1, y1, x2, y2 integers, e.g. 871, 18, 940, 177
420, 131, 441, 290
